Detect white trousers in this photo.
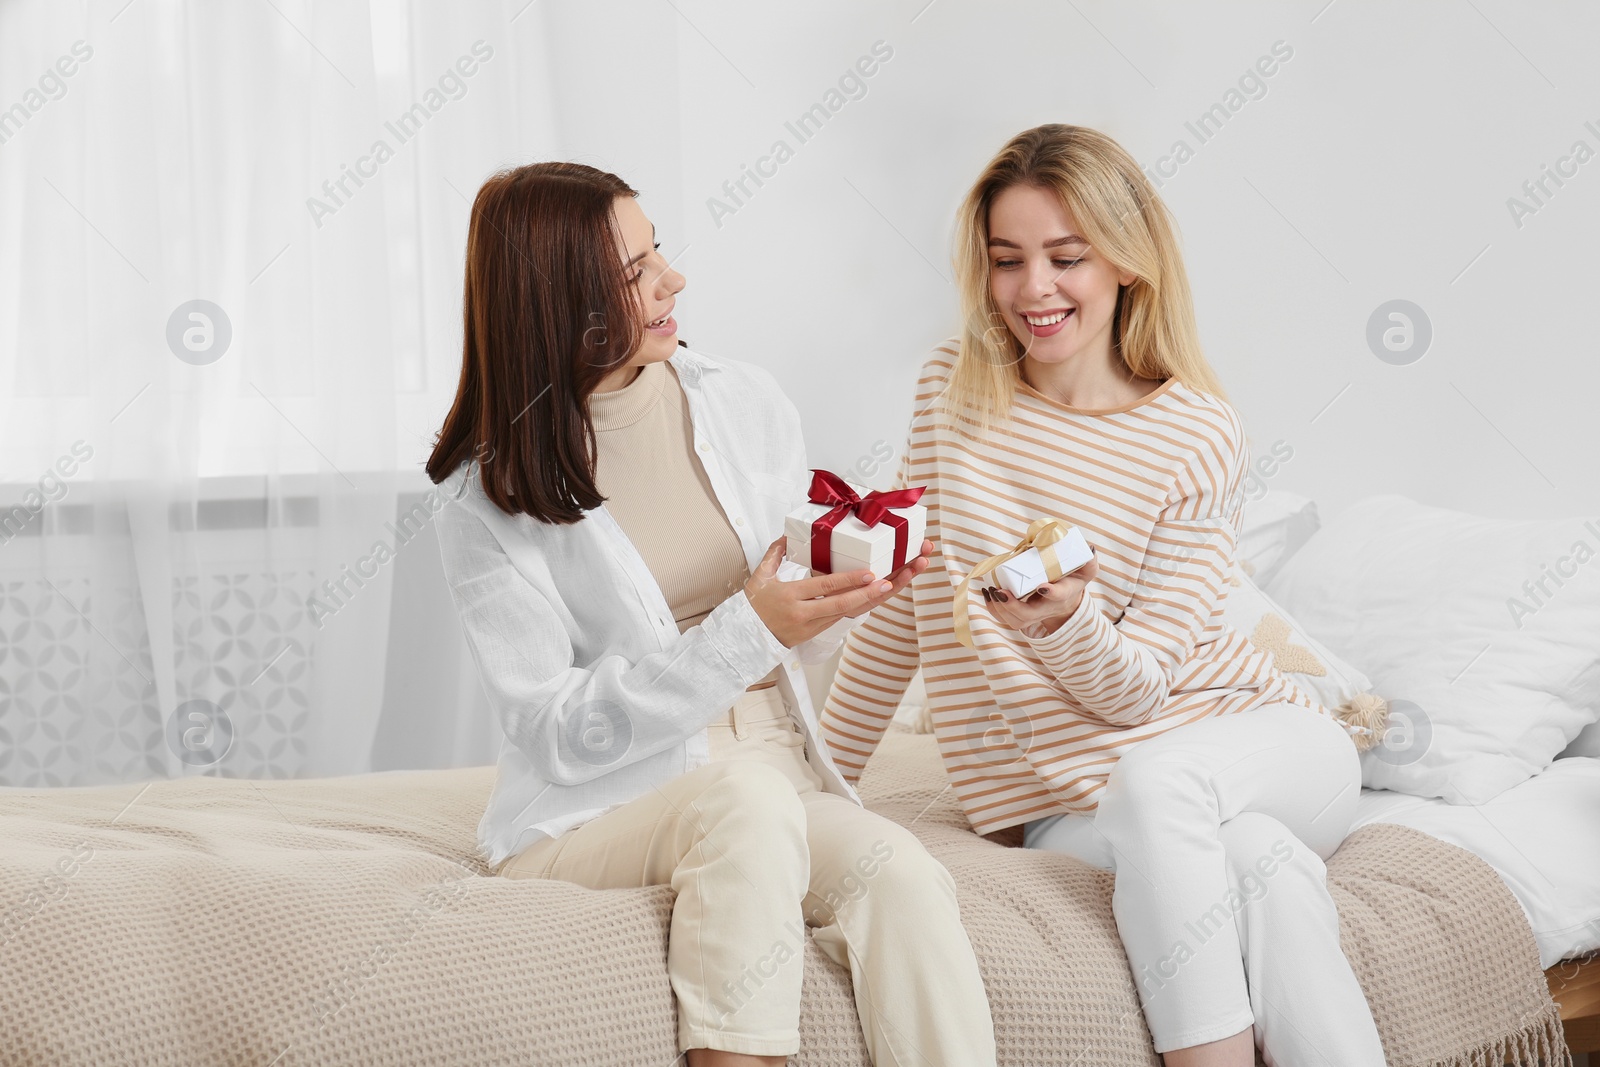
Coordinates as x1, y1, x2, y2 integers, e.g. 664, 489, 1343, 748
1024, 702, 1387, 1066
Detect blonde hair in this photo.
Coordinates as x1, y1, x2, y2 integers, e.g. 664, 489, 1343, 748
945, 123, 1227, 430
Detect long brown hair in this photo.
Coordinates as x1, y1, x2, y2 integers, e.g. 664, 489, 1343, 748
426, 162, 645, 524
947, 124, 1227, 430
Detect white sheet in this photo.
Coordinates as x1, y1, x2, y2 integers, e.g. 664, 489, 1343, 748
1351, 755, 1600, 968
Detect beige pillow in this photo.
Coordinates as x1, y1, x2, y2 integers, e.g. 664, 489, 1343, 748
1226, 561, 1388, 751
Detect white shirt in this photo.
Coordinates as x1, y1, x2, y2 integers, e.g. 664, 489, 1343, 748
434, 345, 862, 871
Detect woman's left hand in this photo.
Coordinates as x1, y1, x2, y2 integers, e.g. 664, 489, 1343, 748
983, 557, 1098, 640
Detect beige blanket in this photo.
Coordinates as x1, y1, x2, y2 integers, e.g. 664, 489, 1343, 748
0, 726, 1567, 1066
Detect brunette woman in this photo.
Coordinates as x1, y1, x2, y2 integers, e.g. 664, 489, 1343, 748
428, 162, 996, 1066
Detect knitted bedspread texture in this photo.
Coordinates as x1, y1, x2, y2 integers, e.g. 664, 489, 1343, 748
0, 725, 1567, 1066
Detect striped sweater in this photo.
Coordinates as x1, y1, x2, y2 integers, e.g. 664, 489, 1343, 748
819, 340, 1326, 836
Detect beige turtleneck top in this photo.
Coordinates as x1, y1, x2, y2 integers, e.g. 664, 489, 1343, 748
589, 359, 781, 691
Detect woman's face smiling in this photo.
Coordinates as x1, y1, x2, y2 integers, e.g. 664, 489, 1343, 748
986, 183, 1134, 370
613, 194, 685, 365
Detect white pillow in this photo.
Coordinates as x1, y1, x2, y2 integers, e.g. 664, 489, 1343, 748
1222, 564, 1386, 750
1237, 489, 1321, 589
1267, 494, 1600, 804
1561, 718, 1600, 759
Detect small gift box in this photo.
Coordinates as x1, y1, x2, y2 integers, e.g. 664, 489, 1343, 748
955, 519, 1095, 649
784, 470, 927, 579
982, 526, 1094, 599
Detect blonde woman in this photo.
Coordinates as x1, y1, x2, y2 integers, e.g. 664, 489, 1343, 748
821, 125, 1385, 1067
428, 162, 995, 1066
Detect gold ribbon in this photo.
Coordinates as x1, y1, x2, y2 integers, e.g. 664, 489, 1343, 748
954, 518, 1077, 649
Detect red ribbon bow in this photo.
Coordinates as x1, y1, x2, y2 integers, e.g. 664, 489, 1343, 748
805, 469, 926, 574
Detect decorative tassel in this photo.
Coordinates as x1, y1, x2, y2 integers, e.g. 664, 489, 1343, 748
1438, 1003, 1572, 1067
1335, 692, 1389, 753
909, 704, 933, 734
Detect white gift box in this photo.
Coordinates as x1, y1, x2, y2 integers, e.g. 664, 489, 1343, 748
784, 493, 927, 579
982, 526, 1094, 598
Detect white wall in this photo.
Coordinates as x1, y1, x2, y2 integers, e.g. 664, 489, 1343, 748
538, 0, 1600, 523
5, 0, 1597, 778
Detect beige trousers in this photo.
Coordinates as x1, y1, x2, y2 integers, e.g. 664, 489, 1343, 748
502, 686, 996, 1065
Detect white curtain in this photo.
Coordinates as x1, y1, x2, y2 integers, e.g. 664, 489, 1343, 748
8, 1, 1592, 787
0, 0, 592, 785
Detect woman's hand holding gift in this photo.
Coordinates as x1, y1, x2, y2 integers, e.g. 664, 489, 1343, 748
983, 555, 1098, 640
745, 536, 934, 648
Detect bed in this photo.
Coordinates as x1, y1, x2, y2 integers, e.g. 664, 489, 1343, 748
0, 722, 1588, 1066
4, 485, 1596, 1064
1351, 753, 1600, 1057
